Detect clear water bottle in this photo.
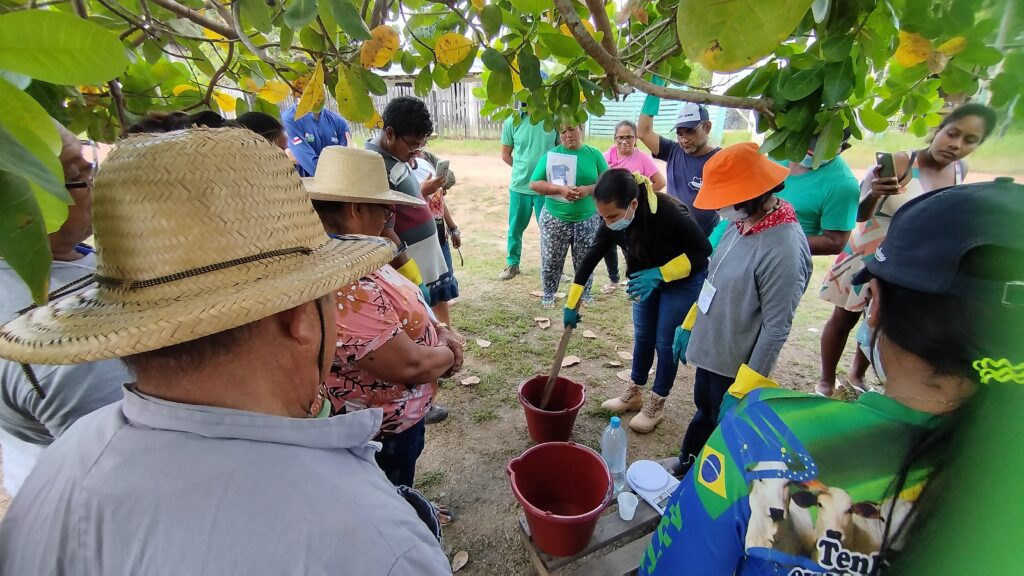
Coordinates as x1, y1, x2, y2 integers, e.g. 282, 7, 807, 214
601, 416, 628, 496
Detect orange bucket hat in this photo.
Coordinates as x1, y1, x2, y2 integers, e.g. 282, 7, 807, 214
693, 142, 789, 210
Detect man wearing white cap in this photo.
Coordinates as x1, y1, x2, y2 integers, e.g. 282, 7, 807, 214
0, 129, 451, 575
637, 79, 721, 237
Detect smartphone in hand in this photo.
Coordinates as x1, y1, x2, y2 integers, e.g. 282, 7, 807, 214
435, 159, 450, 180
876, 152, 896, 180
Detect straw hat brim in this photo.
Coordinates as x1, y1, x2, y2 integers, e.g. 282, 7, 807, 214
0, 235, 395, 365
303, 179, 425, 206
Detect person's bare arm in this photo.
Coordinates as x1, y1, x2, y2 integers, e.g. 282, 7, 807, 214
442, 200, 461, 249
381, 227, 409, 268
806, 230, 851, 256
501, 145, 514, 167
637, 114, 661, 157
531, 181, 572, 197
651, 171, 667, 192
857, 152, 911, 221
356, 331, 454, 384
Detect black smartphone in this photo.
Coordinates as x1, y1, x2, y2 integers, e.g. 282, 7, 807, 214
876, 152, 896, 179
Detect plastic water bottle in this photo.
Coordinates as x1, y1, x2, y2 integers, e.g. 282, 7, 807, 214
601, 416, 628, 496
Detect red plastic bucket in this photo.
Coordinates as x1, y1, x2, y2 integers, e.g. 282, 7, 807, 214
507, 442, 612, 557
518, 375, 585, 443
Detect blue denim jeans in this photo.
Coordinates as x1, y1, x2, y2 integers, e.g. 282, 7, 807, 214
375, 418, 426, 487
630, 269, 707, 397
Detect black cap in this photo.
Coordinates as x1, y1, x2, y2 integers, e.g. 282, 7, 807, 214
853, 179, 1024, 306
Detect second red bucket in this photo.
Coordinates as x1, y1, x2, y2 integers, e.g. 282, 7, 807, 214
518, 375, 586, 443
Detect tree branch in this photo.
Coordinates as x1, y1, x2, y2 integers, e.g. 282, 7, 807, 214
230, 0, 281, 64
184, 41, 234, 111
360, 0, 371, 21
107, 79, 129, 129
148, 0, 238, 38
552, 0, 772, 113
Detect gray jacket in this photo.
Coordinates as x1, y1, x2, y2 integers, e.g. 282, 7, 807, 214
686, 220, 812, 378
0, 387, 452, 575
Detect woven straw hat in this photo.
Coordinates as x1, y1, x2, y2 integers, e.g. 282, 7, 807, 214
0, 128, 395, 365
302, 146, 424, 206
693, 142, 789, 210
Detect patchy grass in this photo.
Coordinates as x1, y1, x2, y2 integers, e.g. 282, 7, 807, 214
472, 408, 499, 423
415, 470, 445, 491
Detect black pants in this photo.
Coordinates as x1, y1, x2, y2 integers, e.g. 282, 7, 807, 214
376, 418, 426, 487
603, 246, 620, 284
679, 368, 734, 465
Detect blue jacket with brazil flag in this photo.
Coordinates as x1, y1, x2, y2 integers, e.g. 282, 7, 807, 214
282, 105, 350, 177
640, 369, 939, 576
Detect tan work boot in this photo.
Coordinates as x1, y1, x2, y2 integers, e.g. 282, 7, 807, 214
629, 391, 667, 434
601, 382, 643, 413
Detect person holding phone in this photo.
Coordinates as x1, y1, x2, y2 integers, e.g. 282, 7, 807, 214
817, 103, 997, 397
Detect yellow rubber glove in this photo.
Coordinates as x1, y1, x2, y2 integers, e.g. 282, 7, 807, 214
396, 258, 424, 286
565, 283, 585, 310
659, 253, 692, 283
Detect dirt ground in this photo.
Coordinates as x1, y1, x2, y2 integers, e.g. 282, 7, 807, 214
0, 151, 1001, 573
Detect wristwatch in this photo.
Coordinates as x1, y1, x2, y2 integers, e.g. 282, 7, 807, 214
448, 226, 460, 235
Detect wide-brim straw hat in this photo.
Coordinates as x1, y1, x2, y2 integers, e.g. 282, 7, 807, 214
0, 128, 395, 365
693, 142, 789, 210
302, 146, 424, 206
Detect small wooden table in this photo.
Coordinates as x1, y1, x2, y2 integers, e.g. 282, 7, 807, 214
518, 492, 660, 576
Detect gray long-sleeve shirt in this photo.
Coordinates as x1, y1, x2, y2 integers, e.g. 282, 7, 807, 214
686, 218, 811, 378
0, 386, 452, 575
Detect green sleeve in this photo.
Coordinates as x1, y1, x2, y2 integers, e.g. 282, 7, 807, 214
819, 176, 860, 232
530, 151, 549, 182
500, 117, 515, 147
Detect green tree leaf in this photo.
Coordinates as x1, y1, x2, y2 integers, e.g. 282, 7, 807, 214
447, 46, 479, 83
360, 69, 388, 95
858, 107, 889, 133
481, 5, 502, 39
822, 58, 854, 106
509, 0, 544, 16
760, 128, 789, 155
279, 25, 295, 52
954, 43, 1002, 68
326, 0, 372, 41
432, 64, 452, 89
821, 36, 854, 63
299, 26, 326, 52
538, 33, 584, 59
334, 64, 374, 123
782, 65, 824, 100
487, 68, 513, 105
0, 171, 52, 306
518, 47, 542, 90
284, 0, 319, 31
481, 47, 510, 72
677, 0, 815, 72
908, 115, 928, 137
811, 116, 843, 168
414, 65, 432, 97
401, 51, 417, 74
0, 10, 128, 85
0, 124, 67, 208
240, 0, 273, 34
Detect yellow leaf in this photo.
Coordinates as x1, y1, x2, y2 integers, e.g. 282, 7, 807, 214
172, 84, 200, 96
511, 56, 523, 92
212, 91, 236, 113
363, 108, 383, 129
242, 77, 261, 92
559, 20, 595, 36
295, 60, 325, 120
257, 81, 291, 104
471, 0, 484, 10
895, 30, 931, 67
202, 27, 229, 50
360, 25, 400, 69
436, 33, 475, 66
335, 64, 374, 123
937, 36, 967, 56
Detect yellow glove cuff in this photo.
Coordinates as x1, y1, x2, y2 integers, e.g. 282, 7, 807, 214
726, 364, 780, 400
659, 253, 692, 282
566, 283, 585, 310
396, 258, 423, 286
681, 303, 698, 330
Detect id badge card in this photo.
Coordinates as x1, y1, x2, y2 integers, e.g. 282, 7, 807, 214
697, 279, 717, 314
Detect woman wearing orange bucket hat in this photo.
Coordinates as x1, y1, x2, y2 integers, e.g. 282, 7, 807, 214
668, 142, 812, 475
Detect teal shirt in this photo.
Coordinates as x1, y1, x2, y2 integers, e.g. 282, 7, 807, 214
777, 157, 860, 236
501, 114, 558, 196
530, 144, 608, 223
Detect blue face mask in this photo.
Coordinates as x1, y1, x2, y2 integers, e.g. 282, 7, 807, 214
800, 153, 832, 169
607, 203, 636, 231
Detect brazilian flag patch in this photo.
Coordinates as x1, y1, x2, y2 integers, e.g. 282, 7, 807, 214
697, 445, 728, 499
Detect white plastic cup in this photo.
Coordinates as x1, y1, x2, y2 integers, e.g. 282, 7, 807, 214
617, 492, 639, 521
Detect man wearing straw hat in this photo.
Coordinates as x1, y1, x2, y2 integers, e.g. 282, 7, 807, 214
0, 128, 452, 574
304, 147, 463, 524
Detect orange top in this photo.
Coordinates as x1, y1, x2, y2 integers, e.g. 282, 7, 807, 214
693, 142, 789, 210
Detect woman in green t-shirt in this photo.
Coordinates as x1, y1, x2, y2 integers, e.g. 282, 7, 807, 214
529, 124, 609, 308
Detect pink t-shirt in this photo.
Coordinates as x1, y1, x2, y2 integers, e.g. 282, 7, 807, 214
328, 264, 438, 436
605, 147, 660, 179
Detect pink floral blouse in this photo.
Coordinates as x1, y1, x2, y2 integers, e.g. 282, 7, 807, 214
327, 264, 438, 436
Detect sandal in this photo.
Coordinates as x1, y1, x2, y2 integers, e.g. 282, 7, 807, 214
601, 282, 620, 294
433, 502, 455, 527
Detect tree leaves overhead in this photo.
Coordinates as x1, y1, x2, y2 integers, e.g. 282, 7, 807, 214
894, 30, 931, 67
0, 172, 52, 306
295, 60, 326, 120
284, 0, 319, 31
677, 0, 815, 72
436, 33, 475, 66
822, 58, 854, 107
0, 10, 128, 85
360, 26, 400, 69
335, 64, 375, 123
327, 0, 372, 41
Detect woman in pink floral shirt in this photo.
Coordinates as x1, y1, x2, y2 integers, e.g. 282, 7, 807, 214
303, 146, 464, 490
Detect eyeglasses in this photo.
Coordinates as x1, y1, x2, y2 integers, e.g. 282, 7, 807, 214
400, 135, 427, 154
615, 135, 636, 142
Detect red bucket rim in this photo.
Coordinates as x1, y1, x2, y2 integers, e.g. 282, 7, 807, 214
517, 375, 586, 415
506, 441, 612, 522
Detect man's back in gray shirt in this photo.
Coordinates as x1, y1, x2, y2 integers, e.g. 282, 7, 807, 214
0, 387, 452, 575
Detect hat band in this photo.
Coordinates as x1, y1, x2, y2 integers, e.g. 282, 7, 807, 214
94, 246, 313, 291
